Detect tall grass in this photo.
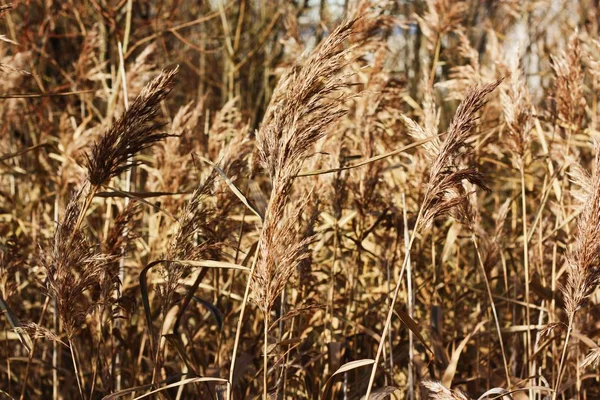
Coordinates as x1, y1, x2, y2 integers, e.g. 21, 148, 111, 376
3, 0, 600, 399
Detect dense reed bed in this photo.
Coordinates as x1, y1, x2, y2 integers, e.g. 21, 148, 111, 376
3, 0, 600, 399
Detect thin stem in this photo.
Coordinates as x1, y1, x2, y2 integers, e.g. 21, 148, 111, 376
151, 308, 169, 386
472, 234, 511, 388
385, 261, 393, 375
52, 198, 60, 400
228, 251, 260, 400
279, 308, 297, 399
429, 34, 441, 87
71, 184, 98, 243
520, 167, 532, 377
20, 296, 50, 400
263, 310, 269, 400
68, 338, 84, 399
402, 193, 414, 400
114, 38, 131, 392
365, 209, 423, 398
53, 297, 59, 400
89, 331, 102, 398
554, 315, 574, 399
328, 223, 339, 345
276, 287, 286, 396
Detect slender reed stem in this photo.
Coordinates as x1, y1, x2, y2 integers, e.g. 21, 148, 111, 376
328, 223, 339, 345
402, 193, 414, 400
365, 209, 423, 398
20, 296, 50, 400
151, 308, 169, 386
73, 185, 96, 236
554, 315, 574, 399
276, 287, 286, 393
228, 252, 260, 400
385, 261, 393, 374
263, 310, 269, 400
520, 167, 532, 378
53, 302, 59, 400
52, 198, 60, 400
429, 35, 441, 87
89, 342, 100, 399
68, 338, 84, 399
472, 234, 511, 388
114, 39, 131, 392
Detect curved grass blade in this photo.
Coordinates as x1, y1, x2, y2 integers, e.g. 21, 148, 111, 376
132, 376, 229, 400
140, 260, 163, 356
169, 259, 250, 272
296, 135, 442, 177
101, 184, 178, 221
361, 386, 402, 400
442, 320, 487, 387
0, 89, 94, 99
396, 307, 434, 357
101, 373, 190, 399
322, 359, 375, 399
95, 190, 189, 198
173, 267, 208, 336
0, 388, 15, 400
196, 155, 264, 221
0, 143, 51, 163
191, 296, 224, 330
0, 296, 31, 353
164, 334, 198, 375
141, 259, 249, 354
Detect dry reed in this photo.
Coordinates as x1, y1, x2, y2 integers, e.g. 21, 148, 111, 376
3, 1, 600, 399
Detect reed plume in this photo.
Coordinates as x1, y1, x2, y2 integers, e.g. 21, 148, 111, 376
551, 35, 586, 130
85, 67, 179, 187
562, 146, 600, 316
252, 17, 356, 314
501, 54, 532, 169
420, 79, 501, 229
42, 189, 112, 338
555, 142, 600, 395
41, 188, 113, 398
9, 1, 600, 398
247, 16, 358, 397
100, 201, 139, 312
366, 79, 501, 397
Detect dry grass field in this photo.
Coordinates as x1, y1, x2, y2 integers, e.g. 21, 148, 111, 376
2, 0, 600, 399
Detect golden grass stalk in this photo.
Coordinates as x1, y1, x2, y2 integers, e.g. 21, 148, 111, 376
556, 143, 600, 397
365, 79, 502, 398
229, 16, 358, 399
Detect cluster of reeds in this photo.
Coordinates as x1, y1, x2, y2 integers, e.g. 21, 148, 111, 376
5, 0, 600, 399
